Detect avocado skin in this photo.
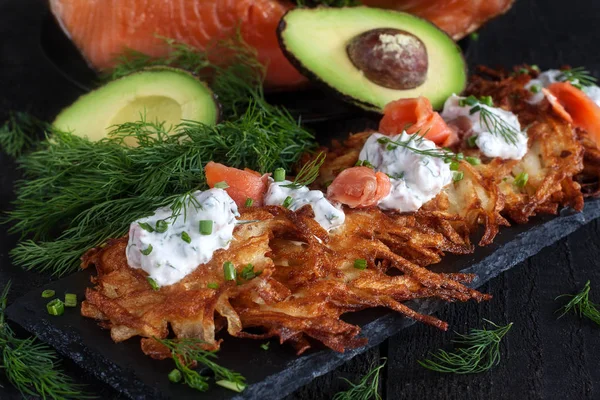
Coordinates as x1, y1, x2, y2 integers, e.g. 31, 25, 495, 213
277, 7, 468, 113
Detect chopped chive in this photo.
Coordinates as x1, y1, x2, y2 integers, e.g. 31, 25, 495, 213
41, 289, 55, 298
480, 96, 494, 107
141, 244, 153, 256
449, 161, 460, 171
244, 198, 254, 207
181, 231, 192, 244
207, 282, 219, 290
46, 299, 64, 316
530, 84, 541, 94
168, 369, 182, 383
241, 264, 261, 280
514, 172, 529, 188
216, 380, 246, 393
518, 67, 529, 74
531, 65, 540, 72
261, 342, 270, 351
273, 168, 286, 182
282, 196, 293, 209
466, 156, 481, 165
355, 160, 363, 167
138, 222, 155, 232
223, 261, 236, 281
467, 135, 478, 148
199, 220, 213, 235
214, 181, 229, 189
469, 105, 481, 115
354, 259, 367, 270
453, 171, 465, 182
469, 32, 479, 41
155, 220, 169, 233
64, 293, 77, 307
147, 277, 160, 291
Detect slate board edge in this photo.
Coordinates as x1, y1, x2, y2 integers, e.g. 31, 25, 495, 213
6, 200, 600, 400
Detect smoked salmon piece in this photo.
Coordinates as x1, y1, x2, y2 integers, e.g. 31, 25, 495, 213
379, 97, 456, 146
546, 82, 600, 146
362, 0, 515, 40
327, 167, 391, 208
49, 0, 306, 89
205, 162, 269, 207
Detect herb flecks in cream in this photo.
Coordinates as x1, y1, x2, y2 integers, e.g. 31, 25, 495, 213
359, 132, 452, 212
127, 189, 239, 287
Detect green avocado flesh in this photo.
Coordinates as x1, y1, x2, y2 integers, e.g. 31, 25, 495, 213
278, 7, 467, 111
53, 68, 219, 143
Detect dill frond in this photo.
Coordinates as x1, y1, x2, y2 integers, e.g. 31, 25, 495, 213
419, 319, 512, 374
474, 107, 520, 146
375, 133, 457, 160
556, 280, 600, 326
282, 152, 326, 189
332, 358, 385, 400
559, 67, 597, 88
0, 282, 94, 399
0, 112, 47, 157
155, 337, 246, 392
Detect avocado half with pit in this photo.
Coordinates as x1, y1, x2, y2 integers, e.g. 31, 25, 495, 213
278, 7, 467, 111
53, 68, 219, 143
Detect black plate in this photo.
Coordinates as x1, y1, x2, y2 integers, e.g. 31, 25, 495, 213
40, 11, 472, 124
7, 200, 600, 400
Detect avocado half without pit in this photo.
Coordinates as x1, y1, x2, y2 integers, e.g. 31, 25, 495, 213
277, 7, 467, 112
53, 68, 219, 145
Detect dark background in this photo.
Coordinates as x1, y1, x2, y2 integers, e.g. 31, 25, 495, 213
1, 0, 600, 399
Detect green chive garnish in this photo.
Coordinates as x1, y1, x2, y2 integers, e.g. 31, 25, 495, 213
530, 84, 541, 94
207, 282, 219, 290
47, 299, 64, 316
138, 222, 154, 232
155, 220, 168, 233
466, 156, 481, 165
480, 96, 494, 107
181, 231, 191, 244
449, 161, 460, 171
453, 171, 465, 182
469, 32, 479, 41
141, 244, 153, 256
282, 196, 293, 209
241, 264, 261, 280
514, 172, 529, 188
354, 259, 367, 270
467, 135, 478, 148
216, 380, 246, 393
199, 220, 213, 235
168, 369, 182, 383
223, 261, 236, 281
244, 198, 254, 207
214, 181, 229, 189
531, 65, 540, 72
147, 277, 160, 291
64, 293, 77, 307
273, 168, 286, 182
41, 289, 55, 298
261, 342, 270, 351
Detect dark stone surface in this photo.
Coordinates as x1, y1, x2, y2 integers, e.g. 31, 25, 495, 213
2, 0, 600, 399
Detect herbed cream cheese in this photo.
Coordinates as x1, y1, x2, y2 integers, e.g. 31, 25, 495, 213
126, 189, 239, 287
359, 132, 452, 212
441, 94, 528, 160
526, 69, 600, 107
264, 178, 345, 231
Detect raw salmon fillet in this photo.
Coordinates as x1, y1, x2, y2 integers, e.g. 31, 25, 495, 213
362, 0, 515, 40
49, 0, 306, 88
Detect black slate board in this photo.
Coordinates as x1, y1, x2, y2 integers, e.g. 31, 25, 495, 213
6, 199, 600, 400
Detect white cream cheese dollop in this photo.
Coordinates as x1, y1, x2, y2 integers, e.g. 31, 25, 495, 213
441, 94, 528, 160
126, 189, 239, 287
264, 179, 345, 231
359, 132, 452, 212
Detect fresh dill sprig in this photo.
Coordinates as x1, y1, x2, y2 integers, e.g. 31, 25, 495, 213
419, 319, 513, 374
559, 67, 597, 88
282, 152, 326, 189
473, 106, 520, 146
376, 133, 457, 161
556, 280, 600, 326
0, 112, 47, 157
155, 337, 246, 393
332, 358, 385, 400
0, 282, 94, 399
8, 107, 314, 276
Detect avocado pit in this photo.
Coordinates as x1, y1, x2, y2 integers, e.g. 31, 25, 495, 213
347, 28, 428, 90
